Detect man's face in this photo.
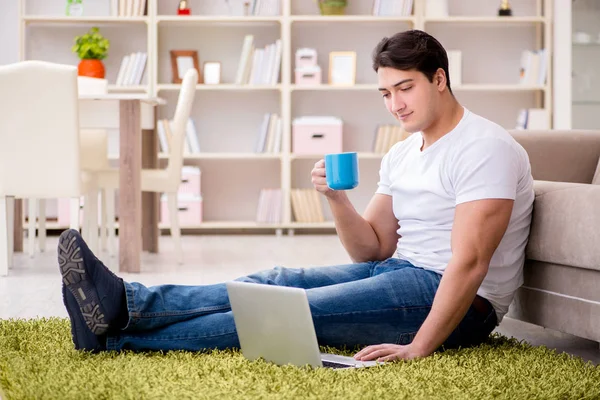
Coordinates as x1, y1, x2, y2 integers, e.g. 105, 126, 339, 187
377, 67, 439, 133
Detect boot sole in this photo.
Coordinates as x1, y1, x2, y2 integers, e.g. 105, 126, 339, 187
58, 229, 109, 335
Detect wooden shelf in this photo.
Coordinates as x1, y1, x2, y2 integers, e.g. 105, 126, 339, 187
22, 15, 149, 24
290, 84, 547, 92
157, 84, 282, 91
290, 15, 415, 23
167, 153, 282, 160
454, 84, 548, 92
108, 153, 282, 161
156, 15, 281, 25
18, 0, 553, 234
287, 222, 335, 229
424, 16, 547, 24
291, 152, 383, 160
291, 84, 378, 91
108, 85, 148, 92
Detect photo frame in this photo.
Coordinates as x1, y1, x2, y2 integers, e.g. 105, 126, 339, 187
329, 51, 356, 86
170, 50, 201, 84
203, 61, 221, 85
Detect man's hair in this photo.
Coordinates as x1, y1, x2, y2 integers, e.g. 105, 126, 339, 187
372, 29, 452, 94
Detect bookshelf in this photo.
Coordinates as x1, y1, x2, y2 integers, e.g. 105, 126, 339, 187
18, 0, 553, 234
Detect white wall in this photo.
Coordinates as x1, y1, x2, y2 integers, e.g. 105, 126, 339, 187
0, 1, 19, 65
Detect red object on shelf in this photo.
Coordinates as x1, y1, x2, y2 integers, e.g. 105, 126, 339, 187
177, 8, 190, 15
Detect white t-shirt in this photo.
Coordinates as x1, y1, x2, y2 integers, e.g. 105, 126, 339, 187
376, 107, 534, 323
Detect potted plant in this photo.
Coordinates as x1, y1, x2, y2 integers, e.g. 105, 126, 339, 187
316, 0, 347, 15
72, 27, 110, 79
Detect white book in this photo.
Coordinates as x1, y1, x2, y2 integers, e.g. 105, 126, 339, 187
157, 120, 169, 153
115, 55, 130, 86
186, 118, 201, 153
537, 48, 548, 86
134, 52, 147, 85
110, 0, 118, 16
262, 44, 274, 85
404, 0, 414, 15
133, 0, 141, 17
256, 189, 266, 222
137, 0, 147, 16
250, 48, 264, 85
372, 0, 380, 15
270, 39, 282, 85
273, 116, 282, 153
235, 35, 254, 84
126, 0, 134, 17
255, 113, 271, 153
526, 108, 549, 129
122, 52, 138, 86
119, 0, 126, 16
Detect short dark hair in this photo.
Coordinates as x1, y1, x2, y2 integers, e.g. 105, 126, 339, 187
372, 29, 452, 94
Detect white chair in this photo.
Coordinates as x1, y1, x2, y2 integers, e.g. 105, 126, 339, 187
31, 78, 111, 256
0, 60, 98, 276
97, 68, 198, 264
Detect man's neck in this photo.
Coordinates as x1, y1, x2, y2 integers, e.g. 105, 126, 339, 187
420, 97, 464, 151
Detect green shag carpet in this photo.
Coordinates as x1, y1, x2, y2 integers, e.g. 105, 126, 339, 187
1, 318, 599, 400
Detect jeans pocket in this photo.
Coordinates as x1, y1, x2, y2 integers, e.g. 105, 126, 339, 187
396, 331, 417, 345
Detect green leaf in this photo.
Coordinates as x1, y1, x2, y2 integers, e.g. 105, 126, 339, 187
71, 26, 109, 60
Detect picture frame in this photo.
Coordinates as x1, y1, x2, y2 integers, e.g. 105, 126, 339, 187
328, 51, 356, 86
203, 61, 221, 85
170, 50, 201, 84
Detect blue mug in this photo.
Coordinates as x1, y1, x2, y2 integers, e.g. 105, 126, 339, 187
325, 152, 359, 190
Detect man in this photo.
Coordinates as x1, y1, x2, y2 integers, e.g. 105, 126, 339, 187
59, 29, 534, 361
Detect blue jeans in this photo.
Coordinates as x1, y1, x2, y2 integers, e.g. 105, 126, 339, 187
106, 258, 497, 352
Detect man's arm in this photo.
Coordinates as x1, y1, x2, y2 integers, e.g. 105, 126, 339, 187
354, 197, 513, 361
311, 159, 400, 263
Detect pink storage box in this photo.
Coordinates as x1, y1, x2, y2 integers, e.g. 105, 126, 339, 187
179, 166, 201, 196
295, 48, 317, 68
57, 197, 87, 226
160, 194, 203, 227
292, 116, 343, 154
295, 66, 321, 86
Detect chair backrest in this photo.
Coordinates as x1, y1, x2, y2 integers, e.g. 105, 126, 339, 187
165, 68, 198, 187
0, 60, 81, 198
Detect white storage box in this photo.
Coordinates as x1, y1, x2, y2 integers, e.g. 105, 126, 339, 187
179, 166, 202, 196
292, 116, 343, 155
160, 194, 203, 227
295, 48, 318, 68
295, 66, 322, 86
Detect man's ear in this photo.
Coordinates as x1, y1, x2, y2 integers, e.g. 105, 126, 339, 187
436, 68, 447, 91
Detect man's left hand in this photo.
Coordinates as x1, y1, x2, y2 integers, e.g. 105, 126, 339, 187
353, 343, 428, 362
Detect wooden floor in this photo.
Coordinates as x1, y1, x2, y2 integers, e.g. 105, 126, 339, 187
1, 233, 598, 364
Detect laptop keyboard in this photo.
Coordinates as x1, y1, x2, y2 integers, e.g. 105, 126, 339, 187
322, 360, 354, 369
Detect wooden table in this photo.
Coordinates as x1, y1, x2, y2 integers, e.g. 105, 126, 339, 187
13, 94, 166, 274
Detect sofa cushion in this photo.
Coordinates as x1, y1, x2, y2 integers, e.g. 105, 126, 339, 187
526, 181, 600, 272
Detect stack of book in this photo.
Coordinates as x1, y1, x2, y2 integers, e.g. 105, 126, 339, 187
235, 35, 282, 85
256, 188, 282, 223
515, 108, 550, 130
115, 52, 147, 86
291, 189, 325, 223
254, 113, 282, 153
372, 0, 414, 15
112, 0, 147, 16
372, 124, 411, 154
519, 49, 548, 86
157, 118, 201, 155
246, 0, 280, 15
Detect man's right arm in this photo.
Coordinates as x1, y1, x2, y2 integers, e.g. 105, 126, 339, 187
311, 159, 400, 263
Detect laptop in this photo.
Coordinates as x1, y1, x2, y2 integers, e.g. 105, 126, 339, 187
226, 281, 380, 370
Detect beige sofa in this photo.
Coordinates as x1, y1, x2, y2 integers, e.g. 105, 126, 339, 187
507, 129, 600, 344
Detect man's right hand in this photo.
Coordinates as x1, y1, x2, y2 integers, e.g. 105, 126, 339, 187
311, 159, 342, 200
